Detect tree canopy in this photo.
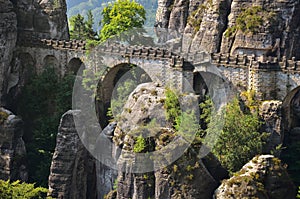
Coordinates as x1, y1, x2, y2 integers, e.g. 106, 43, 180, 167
99, 0, 146, 41
69, 11, 98, 40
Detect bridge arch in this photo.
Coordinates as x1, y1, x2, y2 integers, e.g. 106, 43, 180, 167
281, 86, 300, 186
282, 87, 300, 133
42, 55, 60, 75
96, 63, 152, 128
67, 58, 85, 75
193, 64, 230, 107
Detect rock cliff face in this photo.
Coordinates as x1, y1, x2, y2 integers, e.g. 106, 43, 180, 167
0, 0, 17, 103
48, 110, 96, 199
106, 83, 228, 199
214, 155, 296, 199
155, 0, 300, 59
259, 101, 283, 154
12, 0, 69, 40
0, 108, 27, 182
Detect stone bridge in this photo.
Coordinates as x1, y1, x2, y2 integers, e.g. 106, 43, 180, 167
15, 33, 300, 98
13, 33, 300, 132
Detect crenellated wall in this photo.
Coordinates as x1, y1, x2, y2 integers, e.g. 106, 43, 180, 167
11, 36, 300, 104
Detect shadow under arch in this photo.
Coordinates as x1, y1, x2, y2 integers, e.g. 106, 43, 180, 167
96, 63, 152, 128
67, 57, 85, 75
42, 55, 60, 75
281, 86, 300, 186
282, 86, 300, 134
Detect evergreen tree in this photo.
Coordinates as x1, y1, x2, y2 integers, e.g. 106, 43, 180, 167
85, 10, 98, 40
69, 14, 86, 40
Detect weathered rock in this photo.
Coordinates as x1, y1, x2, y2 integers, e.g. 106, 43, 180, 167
95, 122, 118, 199
0, 107, 27, 181
0, 0, 17, 104
259, 101, 283, 154
111, 83, 227, 199
13, 0, 69, 39
48, 110, 96, 199
155, 0, 175, 28
155, 0, 300, 58
189, 0, 231, 53
214, 155, 296, 199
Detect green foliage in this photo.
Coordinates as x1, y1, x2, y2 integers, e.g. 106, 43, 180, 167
0, 180, 49, 199
240, 90, 260, 111
225, 6, 275, 37
174, 111, 200, 142
187, 4, 208, 34
164, 88, 180, 124
113, 179, 118, 190
236, 6, 263, 33
69, 14, 86, 40
100, 0, 146, 42
67, 0, 157, 28
133, 135, 146, 153
201, 97, 268, 174
297, 186, 300, 198
85, 10, 98, 39
69, 11, 98, 40
224, 26, 237, 38
18, 67, 75, 187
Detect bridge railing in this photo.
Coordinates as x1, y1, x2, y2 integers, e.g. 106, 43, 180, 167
17, 30, 300, 70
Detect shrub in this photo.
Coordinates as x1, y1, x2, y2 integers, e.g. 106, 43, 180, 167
225, 6, 275, 37
201, 96, 268, 173
133, 135, 146, 153
164, 88, 180, 124
0, 180, 49, 199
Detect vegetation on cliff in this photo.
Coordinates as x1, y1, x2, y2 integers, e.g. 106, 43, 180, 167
201, 96, 268, 174
225, 6, 275, 37
18, 67, 75, 187
0, 180, 49, 199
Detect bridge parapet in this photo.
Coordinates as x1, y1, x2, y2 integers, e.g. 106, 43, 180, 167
96, 42, 186, 67
17, 30, 300, 72
209, 53, 300, 72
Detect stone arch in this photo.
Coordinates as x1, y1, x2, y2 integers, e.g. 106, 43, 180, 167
67, 58, 85, 75
193, 72, 208, 100
193, 64, 230, 107
282, 87, 300, 133
43, 55, 60, 74
97, 63, 152, 128
281, 87, 300, 186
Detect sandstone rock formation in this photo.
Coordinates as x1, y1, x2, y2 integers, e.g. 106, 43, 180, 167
12, 0, 69, 40
0, 0, 17, 103
259, 101, 283, 154
48, 110, 96, 199
155, 0, 300, 59
214, 155, 296, 199
107, 83, 228, 199
0, 107, 27, 181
